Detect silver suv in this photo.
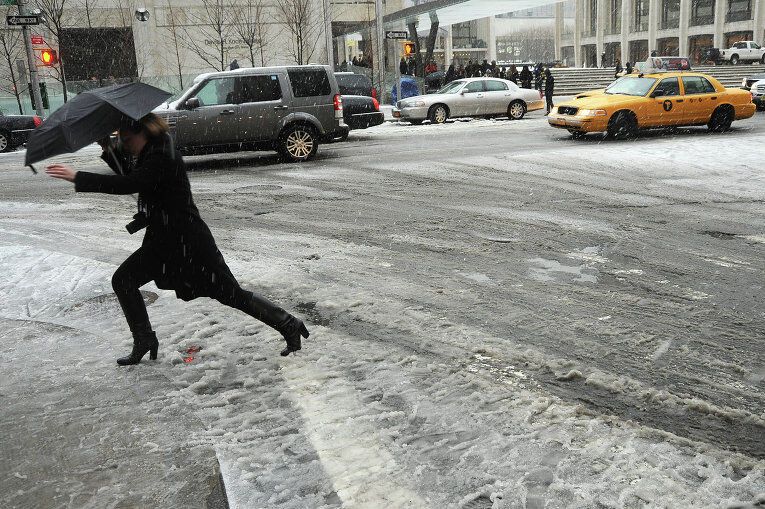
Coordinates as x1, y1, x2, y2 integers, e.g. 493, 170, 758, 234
154, 65, 345, 162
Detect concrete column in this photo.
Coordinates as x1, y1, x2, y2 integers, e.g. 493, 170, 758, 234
713, 0, 725, 47
752, 0, 764, 44
575, 0, 583, 65
678, 0, 690, 55
445, 25, 453, 66
597, 0, 606, 65
487, 16, 497, 61
555, 2, 564, 60
622, 0, 631, 63
648, 0, 658, 54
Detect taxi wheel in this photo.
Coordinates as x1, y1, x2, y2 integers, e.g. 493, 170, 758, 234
708, 106, 734, 132
568, 130, 586, 139
428, 104, 449, 124
607, 111, 637, 139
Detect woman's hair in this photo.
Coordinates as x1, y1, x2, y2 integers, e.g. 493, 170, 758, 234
120, 113, 169, 140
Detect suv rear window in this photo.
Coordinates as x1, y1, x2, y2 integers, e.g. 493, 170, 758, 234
287, 68, 331, 97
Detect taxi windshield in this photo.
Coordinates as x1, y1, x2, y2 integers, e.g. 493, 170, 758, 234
437, 81, 466, 94
605, 77, 657, 96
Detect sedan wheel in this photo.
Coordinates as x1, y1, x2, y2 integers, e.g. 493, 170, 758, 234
508, 101, 526, 120
429, 105, 448, 124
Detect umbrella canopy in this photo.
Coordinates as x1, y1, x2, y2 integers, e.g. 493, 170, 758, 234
25, 82, 172, 166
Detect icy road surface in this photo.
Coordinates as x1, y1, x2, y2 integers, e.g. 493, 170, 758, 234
0, 113, 763, 508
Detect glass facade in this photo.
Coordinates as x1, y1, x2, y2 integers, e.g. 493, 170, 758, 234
661, 0, 681, 29
609, 0, 622, 34
633, 0, 649, 31
690, 0, 715, 25
726, 0, 751, 21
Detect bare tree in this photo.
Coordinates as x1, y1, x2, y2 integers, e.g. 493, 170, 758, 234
162, 0, 187, 90
275, 0, 322, 65
183, 0, 232, 71
231, 0, 270, 67
0, 23, 25, 114
35, 0, 70, 101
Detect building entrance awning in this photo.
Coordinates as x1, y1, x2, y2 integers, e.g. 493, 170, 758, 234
384, 0, 562, 29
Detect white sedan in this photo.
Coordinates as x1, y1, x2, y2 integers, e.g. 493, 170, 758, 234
393, 77, 545, 125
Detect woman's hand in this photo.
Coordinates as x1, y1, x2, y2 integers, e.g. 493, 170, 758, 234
45, 164, 77, 183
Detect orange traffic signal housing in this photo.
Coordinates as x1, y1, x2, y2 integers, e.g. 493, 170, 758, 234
39, 49, 58, 66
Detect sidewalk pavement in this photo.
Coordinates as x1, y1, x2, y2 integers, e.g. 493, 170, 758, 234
0, 317, 229, 509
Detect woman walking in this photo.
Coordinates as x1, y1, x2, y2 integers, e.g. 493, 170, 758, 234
45, 114, 309, 365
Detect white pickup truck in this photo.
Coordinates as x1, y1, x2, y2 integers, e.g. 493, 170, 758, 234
720, 41, 765, 65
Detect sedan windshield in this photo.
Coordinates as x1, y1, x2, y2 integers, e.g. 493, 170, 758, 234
436, 81, 466, 94
605, 77, 657, 96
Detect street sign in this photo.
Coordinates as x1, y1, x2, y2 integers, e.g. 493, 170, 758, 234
7, 15, 40, 26
31, 35, 44, 45
385, 30, 408, 40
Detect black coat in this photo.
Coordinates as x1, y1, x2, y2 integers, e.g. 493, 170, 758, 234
74, 136, 239, 301
544, 74, 555, 97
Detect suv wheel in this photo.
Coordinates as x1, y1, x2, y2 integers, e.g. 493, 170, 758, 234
278, 124, 318, 162
0, 131, 9, 152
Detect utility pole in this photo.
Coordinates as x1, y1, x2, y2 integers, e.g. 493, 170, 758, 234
374, 0, 384, 97
14, 0, 44, 117
322, 0, 333, 68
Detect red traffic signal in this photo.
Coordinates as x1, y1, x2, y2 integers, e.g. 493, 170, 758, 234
39, 49, 57, 66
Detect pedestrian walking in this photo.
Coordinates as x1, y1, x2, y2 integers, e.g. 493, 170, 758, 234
445, 63, 456, 83
625, 61, 633, 74
519, 65, 532, 89
614, 59, 623, 78
508, 65, 519, 84
44, 114, 310, 365
400, 57, 408, 75
544, 68, 555, 114
534, 64, 544, 91
229, 59, 240, 70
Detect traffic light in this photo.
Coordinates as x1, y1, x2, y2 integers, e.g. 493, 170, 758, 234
403, 42, 416, 57
39, 49, 57, 66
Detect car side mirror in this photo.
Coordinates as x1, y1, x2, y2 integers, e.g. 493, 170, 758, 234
650, 89, 665, 98
185, 97, 200, 109
460, 89, 466, 95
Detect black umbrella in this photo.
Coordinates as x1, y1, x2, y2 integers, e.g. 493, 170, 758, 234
25, 82, 172, 170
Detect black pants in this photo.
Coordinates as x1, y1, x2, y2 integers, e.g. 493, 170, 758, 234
546, 94, 554, 113
112, 247, 289, 335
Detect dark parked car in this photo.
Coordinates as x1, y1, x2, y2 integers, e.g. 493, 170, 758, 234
333, 95, 384, 140
0, 111, 42, 152
334, 72, 377, 99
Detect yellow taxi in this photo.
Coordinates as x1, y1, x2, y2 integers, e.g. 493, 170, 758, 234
548, 70, 756, 138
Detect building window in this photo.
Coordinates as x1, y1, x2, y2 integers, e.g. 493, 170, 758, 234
452, 21, 476, 48
633, 0, 649, 31
609, 0, 622, 34
726, 0, 751, 21
661, 0, 681, 29
588, 0, 598, 36
629, 39, 648, 61
690, 0, 715, 26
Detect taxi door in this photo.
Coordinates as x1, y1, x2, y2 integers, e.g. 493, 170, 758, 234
680, 75, 720, 125
645, 77, 685, 126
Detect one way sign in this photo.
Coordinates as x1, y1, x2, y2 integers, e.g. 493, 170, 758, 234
385, 30, 408, 39
7, 14, 40, 25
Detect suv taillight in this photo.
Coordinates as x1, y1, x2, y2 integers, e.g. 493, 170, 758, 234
372, 97, 380, 111
333, 94, 343, 119
33, 116, 42, 127
371, 87, 378, 100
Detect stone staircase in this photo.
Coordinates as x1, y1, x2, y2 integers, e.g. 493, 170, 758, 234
550, 64, 765, 95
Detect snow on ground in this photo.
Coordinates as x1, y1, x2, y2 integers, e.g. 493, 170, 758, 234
1, 117, 764, 508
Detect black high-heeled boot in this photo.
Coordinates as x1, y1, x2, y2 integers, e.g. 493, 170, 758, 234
278, 316, 310, 357
117, 330, 159, 365
237, 292, 309, 356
